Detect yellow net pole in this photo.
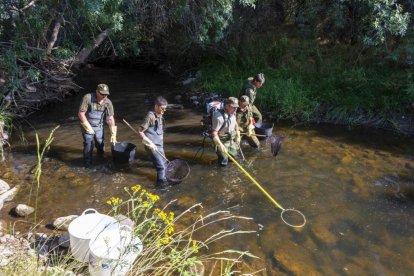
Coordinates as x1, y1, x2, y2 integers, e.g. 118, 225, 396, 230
226, 152, 284, 211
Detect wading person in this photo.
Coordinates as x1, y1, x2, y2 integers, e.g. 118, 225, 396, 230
211, 97, 240, 166
236, 95, 260, 150
78, 83, 117, 168
239, 72, 265, 126
139, 96, 169, 188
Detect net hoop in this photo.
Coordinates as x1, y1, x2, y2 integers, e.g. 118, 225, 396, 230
166, 159, 190, 184
280, 208, 306, 228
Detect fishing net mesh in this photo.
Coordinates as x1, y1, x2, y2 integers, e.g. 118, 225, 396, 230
166, 159, 190, 184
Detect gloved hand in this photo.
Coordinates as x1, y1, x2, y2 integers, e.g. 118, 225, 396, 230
213, 136, 227, 153
110, 125, 117, 145
247, 124, 255, 137
235, 130, 241, 145
142, 136, 157, 151
81, 121, 95, 135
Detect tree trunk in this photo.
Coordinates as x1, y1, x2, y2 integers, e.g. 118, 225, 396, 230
46, 16, 62, 54
73, 29, 111, 65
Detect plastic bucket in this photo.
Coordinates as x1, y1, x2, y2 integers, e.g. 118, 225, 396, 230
68, 209, 118, 262
111, 142, 136, 164
255, 122, 274, 139
89, 225, 143, 276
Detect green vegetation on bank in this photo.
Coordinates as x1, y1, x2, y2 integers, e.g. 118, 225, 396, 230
194, 33, 414, 129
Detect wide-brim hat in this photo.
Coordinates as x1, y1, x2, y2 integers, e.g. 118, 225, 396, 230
225, 97, 239, 108
97, 83, 110, 95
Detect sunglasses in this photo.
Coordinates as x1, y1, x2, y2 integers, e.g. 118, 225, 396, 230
98, 92, 108, 97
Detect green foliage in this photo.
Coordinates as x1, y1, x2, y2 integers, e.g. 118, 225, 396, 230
195, 33, 413, 128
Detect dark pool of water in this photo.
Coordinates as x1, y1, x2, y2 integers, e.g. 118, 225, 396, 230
1, 67, 414, 274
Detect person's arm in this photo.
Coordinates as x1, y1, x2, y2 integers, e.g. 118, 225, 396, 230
78, 95, 95, 134
211, 114, 227, 153
106, 115, 115, 127
139, 114, 157, 150
105, 101, 117, 144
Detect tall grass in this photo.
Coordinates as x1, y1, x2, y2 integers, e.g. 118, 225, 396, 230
194, 32, 414, 129
106, 186, 259, 275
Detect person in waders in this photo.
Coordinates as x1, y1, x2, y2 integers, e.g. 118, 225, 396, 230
211, 97, 240, 166
239, 72, 265, 126
236, 95, 261, 150
139, 96, 169, 188
78, 83, 117, 168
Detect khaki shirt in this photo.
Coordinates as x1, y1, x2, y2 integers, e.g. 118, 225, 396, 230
78, 93, 114, 116
212, 110, 236, 136
140, 111, 164, 131
239, 77, 256, 104
236, 105, 253, 129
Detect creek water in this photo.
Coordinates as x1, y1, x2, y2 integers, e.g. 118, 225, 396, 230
1, 67, 414, 275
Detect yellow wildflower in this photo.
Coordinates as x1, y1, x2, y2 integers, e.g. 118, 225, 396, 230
131, 185, 142, 193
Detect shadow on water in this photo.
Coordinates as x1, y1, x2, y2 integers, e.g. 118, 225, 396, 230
1, 67, 414, 274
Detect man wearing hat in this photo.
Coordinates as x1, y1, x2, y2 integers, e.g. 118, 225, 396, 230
78, 83, 117, 167
236, 95, 260, 150
239, 72, 265, 126
211, 97, 240, 166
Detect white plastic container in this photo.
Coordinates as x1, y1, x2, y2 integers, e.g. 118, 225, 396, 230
88, 225, 143, 276
68, 208, 118, 262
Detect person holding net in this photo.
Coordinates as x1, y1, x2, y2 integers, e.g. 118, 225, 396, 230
211, 97, 240, 166
138, 96, 169, 188
239, 72, 265, 127
236, 95, 261, 151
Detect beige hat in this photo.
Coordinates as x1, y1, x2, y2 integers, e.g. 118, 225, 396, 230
97, 83, 109, 95
239, 95, 250, 104
225, 97, 239, 108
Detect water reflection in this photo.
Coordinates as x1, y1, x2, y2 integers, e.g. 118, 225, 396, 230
1, 67, 414, 274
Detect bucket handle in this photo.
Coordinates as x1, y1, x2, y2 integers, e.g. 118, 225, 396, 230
81, 208, 99, 216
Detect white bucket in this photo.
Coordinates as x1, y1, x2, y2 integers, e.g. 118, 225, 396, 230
88, 225, 143, 276
68, 208, 118, 262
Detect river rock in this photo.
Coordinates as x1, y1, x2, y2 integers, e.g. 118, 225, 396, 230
0, 179, 10, 195
0, 198, 3, 210
0, 186, 19, 202
15, 204, 34, 217
53, 215, 79, 230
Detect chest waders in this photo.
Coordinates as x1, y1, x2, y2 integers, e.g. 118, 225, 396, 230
144, 112, 167, 182
216, 111, 238, 166
82, 93, 107, 167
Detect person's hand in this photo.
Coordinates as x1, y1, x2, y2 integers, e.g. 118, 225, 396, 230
235, 130, 241, 145
213, 136, 227, 153
247, 124, 255, 137
81, 121, 95, 135
142, 136, 157, 151
110, 126, 117, 145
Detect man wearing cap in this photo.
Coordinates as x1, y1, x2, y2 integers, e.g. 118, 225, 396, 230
78, 83, 117, 167
236, 95, 260, 150
239, 73, 265, 126
211, 97, 240, 166
139, 96, 169, 188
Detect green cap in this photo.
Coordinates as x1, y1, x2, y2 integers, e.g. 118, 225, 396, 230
97, 83, 109, 95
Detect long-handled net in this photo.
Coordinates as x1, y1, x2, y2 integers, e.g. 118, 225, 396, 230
225, 152, 306, 228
